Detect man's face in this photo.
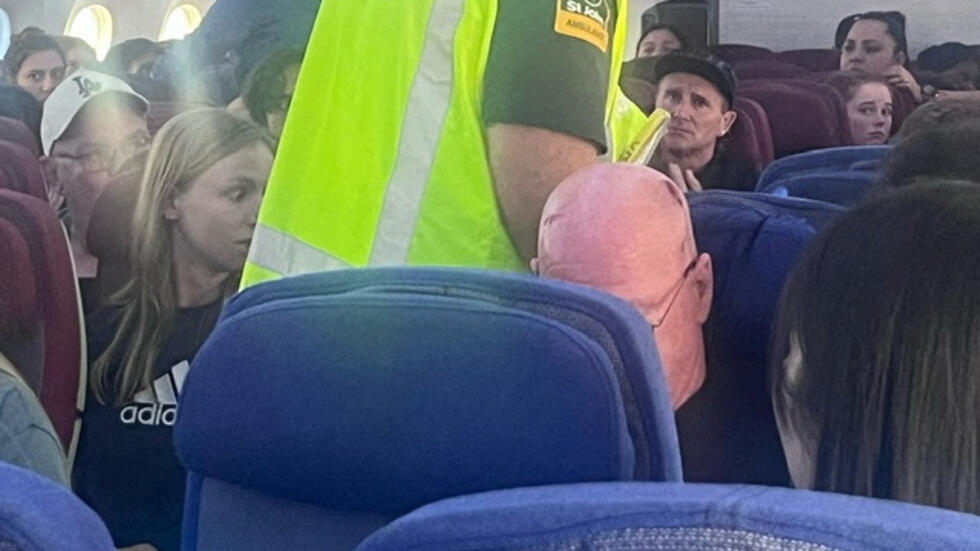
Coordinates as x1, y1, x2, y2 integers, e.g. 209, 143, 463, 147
655, 73, 735, 155
47, 96, 150, 227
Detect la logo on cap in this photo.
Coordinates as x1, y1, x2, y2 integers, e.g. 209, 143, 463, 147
72, 75, 103, 99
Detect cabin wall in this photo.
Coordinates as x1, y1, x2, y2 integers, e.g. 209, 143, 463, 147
0, 0, 213, 44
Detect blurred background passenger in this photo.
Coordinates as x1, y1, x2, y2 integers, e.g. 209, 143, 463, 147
826, 71, 894, 145
153, 0, 320, 90
636, 23, 689, 59
892, 98, 980, 142
770, 182, 980, 515
74, 109, 274, 551
55, 36, 99, 75
915, 42, 980, 90
240, 49, 303, 139
534, 164, 713, 409
2, 31, 66, 103
0, 347, 69, 486
0, 84, 44, 137
104, 39, 166, 79
879, 119, 980, 188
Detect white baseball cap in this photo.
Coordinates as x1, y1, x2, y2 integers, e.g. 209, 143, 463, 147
41, 70, 149, 156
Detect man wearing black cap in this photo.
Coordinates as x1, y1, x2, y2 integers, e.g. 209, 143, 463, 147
650, 54, 758, 193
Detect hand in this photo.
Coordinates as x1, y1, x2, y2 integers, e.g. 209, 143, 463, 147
668, 163, 703, 193
884, 65, 923, 104
39, 157, 65, 211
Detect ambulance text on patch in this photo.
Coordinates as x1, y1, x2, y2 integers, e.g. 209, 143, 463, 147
554, 0, 611, 53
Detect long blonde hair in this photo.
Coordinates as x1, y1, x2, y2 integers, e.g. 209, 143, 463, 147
91, 108, 275, 405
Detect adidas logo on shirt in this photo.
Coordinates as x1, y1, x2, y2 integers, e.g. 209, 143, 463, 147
119, 361, 189, 426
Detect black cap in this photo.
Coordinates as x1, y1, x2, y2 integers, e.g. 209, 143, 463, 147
917, 42, 975, 73
652, 53, 737, 107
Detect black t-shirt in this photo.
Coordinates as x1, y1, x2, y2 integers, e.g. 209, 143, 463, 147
695, 151, 760, 192
74, 300, 222, 551
483, 0, 618, 153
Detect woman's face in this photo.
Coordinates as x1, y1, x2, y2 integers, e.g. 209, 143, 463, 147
774, 336, 818, 490
840, 20, 904, 75
16, 50, 66, 102
846, 82, 893, 145
637, 29, 683, 58
167, 142, 274, 275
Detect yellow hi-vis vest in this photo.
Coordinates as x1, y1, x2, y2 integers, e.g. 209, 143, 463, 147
242, 0, 632, 287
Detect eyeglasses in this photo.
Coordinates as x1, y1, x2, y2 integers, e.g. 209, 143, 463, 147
649, 257, 699, 329
52, 132, 152, 174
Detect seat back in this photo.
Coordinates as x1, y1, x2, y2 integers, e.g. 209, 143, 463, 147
776, 49, 841, 72
0, 140, 47, 200
0, 191, 84, 457
356, 483, 980, 551
764, 171, 877, 207
0, 462, 115, 550
757, 145, 892, 191
0, 116, 40, 154
679, 191, 842, 485
735, 60, 806, 81
740, 80, 851, 158
0, 218, 41, 376
709, 44, 774, 64
733, 97, 775, 170
176, 268, 681, 551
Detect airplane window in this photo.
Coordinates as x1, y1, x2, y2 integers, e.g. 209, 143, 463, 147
65, 5, 113, 60
159, 4, 203, 42
0, 9, 10, 59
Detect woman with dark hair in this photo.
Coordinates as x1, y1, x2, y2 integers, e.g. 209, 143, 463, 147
1, 32, 66, 102
636, 23, 688, 59
770, 182, 980, 515
836, 11, 980, 103
825, 71, 893, 145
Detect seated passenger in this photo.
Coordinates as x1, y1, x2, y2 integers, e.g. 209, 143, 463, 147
826, 71, 893, 145
770, 181, 980, 515
54, 36, 99, 75
916, 42, 980, 90
0, 348, 69, 486
636, 23, 689, 59
837, 11, 980, 103
533, 164, 713, 408
1, 31, 66, 103
40, 70, 151, 282
649, 54, 757, 192
893, 98, 980, 142
240, 49, 303, 139
0, 84, 43, 137
74, 108, 274, 551
104, 39, 165, 79
879, 119, 980, 188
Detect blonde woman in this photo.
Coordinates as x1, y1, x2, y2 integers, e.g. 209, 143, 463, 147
73, 108, 274, 551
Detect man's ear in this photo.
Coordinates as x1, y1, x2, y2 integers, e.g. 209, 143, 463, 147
691, 252, 713, 324
719, 109, 737, 137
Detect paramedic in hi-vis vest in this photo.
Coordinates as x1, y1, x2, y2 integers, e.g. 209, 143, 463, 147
242, 0, 649, 287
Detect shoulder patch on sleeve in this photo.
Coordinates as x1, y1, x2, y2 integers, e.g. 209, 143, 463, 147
554, 0, 611, 53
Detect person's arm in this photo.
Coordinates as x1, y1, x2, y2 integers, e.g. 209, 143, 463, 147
483, 0, 618, 262
488, 124, 598, 262
885, 65, 980, 103
154, 0, 262, 80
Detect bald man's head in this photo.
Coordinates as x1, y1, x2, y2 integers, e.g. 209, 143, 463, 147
534, 164, 713, 408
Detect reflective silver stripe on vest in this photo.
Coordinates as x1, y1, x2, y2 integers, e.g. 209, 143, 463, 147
248, 223, 351, 275
368, 0, 466, 266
